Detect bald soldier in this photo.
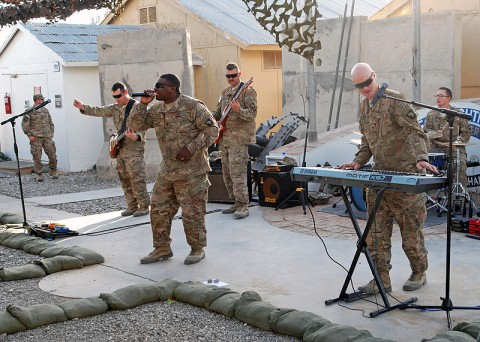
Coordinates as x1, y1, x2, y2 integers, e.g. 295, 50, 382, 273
340, 63, 439, 295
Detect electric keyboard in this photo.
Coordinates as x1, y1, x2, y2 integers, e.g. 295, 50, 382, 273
291, 167, 447, 193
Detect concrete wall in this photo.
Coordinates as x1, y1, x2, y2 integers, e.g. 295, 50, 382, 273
96, 27, 193, 180
0, 29, 104, 171
282, 11, 464, 136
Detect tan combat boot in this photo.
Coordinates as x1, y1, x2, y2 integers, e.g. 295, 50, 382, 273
233, 204, 249, 219
49, 170, 59, 179
121, 208, 137, 216
133, 206, 150, 217
184, 248, 205, 265
403, 272, 427, 291
140, 247, 173, 264
358, 271, 392, 295
222, 202, 239, 214
36, 173, 44, 182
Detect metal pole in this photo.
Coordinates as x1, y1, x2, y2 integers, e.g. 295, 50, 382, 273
334, 0, 355, 129
412, 0, 421, 101
326, 2, 348, 132
306, 1, 318, 142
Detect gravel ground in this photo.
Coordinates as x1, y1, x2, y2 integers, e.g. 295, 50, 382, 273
0, 170, 300, 341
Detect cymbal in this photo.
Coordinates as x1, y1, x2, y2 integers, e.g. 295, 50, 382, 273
425, 131, 443, 139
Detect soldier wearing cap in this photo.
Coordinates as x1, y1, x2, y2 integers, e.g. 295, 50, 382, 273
21, 94, 58, 181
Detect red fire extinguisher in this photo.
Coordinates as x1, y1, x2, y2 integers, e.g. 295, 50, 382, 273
4, 93, 11, 114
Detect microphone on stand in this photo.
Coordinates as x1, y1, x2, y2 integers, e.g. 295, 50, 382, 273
370, 82, 389, 106
34, 99, 51, 110
131, 92, 151, 97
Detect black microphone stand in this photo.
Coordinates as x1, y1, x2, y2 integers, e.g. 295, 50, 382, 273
1, 99, 52, 231
275, 114, 313, 213
383, 94, 479, 329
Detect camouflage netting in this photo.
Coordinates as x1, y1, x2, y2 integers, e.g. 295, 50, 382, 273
241, 0, 322, 64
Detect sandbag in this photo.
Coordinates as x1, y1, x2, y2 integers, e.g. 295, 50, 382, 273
100, 283, 162, 310
1, 233, 40, 249
154, 277, 182, 300
7, 303, 68, 330
206, 292, 241, 317
22, 240, 54, 255
303, 322, 374, 342
58, 297, 109, 319
59, 246, 104, 265
234, 291, 278, 332
269, 308, 330, 338
454, 319, 480, 339
421, 331, 477, 341
0, 213, 24, 224
0, 229, 14, 243
0, 264, 46, 281
0, 311, 27, 334
40, 245, 69, 258
173, 281, 216, 308
34, 255, 84, 274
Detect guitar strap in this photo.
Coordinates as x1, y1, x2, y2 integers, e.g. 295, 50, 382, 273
120, 99, 136, 133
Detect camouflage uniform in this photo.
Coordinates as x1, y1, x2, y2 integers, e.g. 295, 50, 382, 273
212, 85, 257, 208
424, 107, 471, 185
128, 94, 218, 251
354, 89, 430, 281
21, 107, 57, 175
79, 102, 150, 212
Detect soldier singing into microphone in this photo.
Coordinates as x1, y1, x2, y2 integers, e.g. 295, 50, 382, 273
340, 63, 438, 295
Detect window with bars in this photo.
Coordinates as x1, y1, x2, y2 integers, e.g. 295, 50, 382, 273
139, 6, 157, 24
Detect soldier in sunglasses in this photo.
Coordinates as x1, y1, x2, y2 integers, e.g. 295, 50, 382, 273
341, 63, 438, 295
73, 82, 150, 218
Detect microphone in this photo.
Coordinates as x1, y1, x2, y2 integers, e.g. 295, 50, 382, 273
34, 99, 51, 110
131, 92, 150, 97
370, 82, 388, 106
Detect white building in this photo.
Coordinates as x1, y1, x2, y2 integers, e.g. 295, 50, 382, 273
0, 22, 142, 171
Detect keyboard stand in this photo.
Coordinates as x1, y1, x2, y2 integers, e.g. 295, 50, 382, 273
325, 186, 418, 317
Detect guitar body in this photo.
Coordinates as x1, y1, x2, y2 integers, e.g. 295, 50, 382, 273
109, 132, 125, 158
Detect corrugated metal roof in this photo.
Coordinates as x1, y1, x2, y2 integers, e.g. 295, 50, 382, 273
175, 0, 391, 46
21, 22, 143, 63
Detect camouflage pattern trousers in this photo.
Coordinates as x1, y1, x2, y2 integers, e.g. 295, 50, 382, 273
366, 189, 428, 275
220, 144, 249, 205
116, 153, 150, 210
430, 146, 468, 186
149, 173, 210, 250
29, 138, 57, 174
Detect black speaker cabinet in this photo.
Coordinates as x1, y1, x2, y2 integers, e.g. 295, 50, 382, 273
258, 171, 300, 207
208, 161, 252, 203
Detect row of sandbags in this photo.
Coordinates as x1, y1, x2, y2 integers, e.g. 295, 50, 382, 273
0, 229, 104, 281
2, 276, 479, 340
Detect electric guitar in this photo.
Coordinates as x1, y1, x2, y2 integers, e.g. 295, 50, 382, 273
214, 77, 254, 145
109, 131, 126, 158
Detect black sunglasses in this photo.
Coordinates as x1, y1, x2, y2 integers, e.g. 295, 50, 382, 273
112, 92, 124, 99
354, 73, 374, 89
225, 73, 238, 79
155, 82, 174, 89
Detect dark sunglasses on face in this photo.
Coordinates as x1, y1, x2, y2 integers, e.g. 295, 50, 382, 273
225, 73, 238, 79
354, 73, 374, 89
112, 92, 124, 99
155, 82, 174, 89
